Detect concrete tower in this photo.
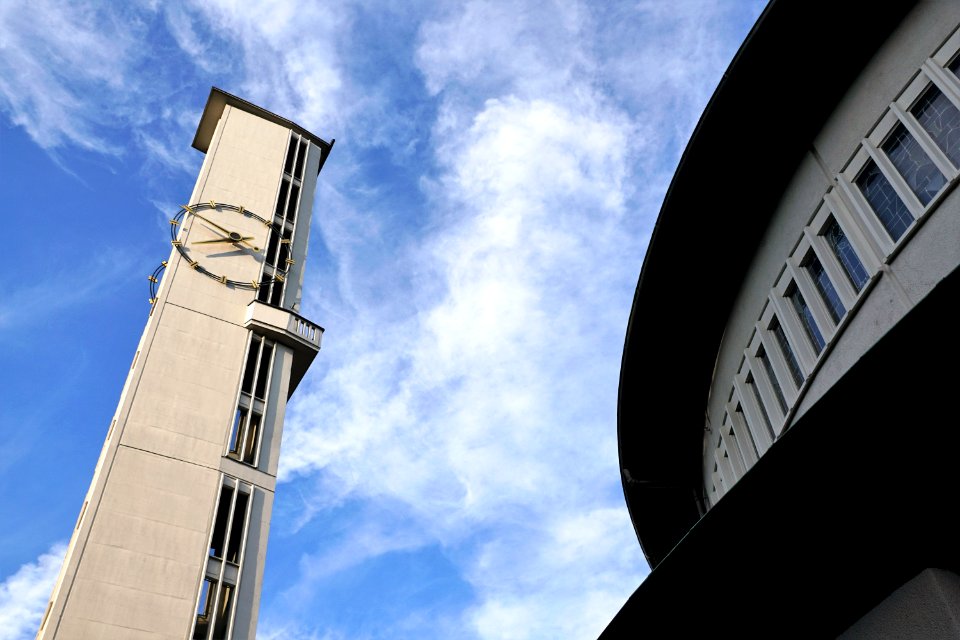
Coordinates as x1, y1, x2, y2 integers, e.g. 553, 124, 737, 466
37, 88, 333, 640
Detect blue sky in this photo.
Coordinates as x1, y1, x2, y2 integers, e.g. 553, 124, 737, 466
0, 1, 764, 638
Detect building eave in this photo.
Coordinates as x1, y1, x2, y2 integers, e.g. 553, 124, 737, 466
617, 0, 919, 568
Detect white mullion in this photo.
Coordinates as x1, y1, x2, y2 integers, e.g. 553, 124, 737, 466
757, 322, 799, 406
712, 469, 725, 500
716, 445, 737, 490
207, 477, 237, 637
727, 401, 759, 467
834, 172, 897, 259
923, 58, 960, 108
720, 425, 747, 478
768, 292, 818, 375
786, 260, 836, 343
733, 372, 773, 455
251, 340, 275, 467
824, 187, 886, 273
803, 227, 859, 311
745, 351, 786, 436
891, 102, 956, 181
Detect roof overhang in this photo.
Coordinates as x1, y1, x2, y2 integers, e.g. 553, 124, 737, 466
192, 87, 335, 174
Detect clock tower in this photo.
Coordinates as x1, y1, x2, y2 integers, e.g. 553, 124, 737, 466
37, 88, 333, 640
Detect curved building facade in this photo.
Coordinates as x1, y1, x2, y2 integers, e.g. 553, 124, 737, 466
605, 0, 960, 636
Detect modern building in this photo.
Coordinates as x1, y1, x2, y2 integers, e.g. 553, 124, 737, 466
37, 89, 332, 639
604, 0, 960, 636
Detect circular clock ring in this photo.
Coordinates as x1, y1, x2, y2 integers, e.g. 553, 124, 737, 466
169, 201, 288, 291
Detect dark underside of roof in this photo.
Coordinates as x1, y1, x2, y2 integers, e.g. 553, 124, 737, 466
617, 0, 920, 569
604, 260, 960, 637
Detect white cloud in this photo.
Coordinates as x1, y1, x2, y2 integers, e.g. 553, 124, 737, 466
0, 0, 141, 153
0, 542, 66, 640
278, 78, 647, 635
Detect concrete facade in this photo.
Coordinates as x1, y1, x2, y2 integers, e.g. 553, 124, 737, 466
37, 89, 332, 640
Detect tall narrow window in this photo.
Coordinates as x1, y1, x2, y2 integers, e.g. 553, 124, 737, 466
856, 160, 914, 241
259, 132, 304, 307
911, 83, 960, 167
194, 480, 252, 640
823, 218, 869, 292
229, 334, 275, 466
788, 285, 825, 354
745, 372, 775, 441
770, 318, 804, 388
734, 403, 760, 459
804, 253, 846, 324
881, 122, 946, 205
757, 347, 788, 415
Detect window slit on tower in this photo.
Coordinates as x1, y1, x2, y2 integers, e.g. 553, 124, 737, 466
229, 334, 274, 466
194, 479, 251, 640
259, 132, 305, 307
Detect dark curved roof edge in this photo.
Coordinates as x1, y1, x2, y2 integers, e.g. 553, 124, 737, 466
618, 0, 919, 567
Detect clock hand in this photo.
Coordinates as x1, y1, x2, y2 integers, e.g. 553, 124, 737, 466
192, 236, 261, 252
192, 212, 234, 236
192, 236, 256, 245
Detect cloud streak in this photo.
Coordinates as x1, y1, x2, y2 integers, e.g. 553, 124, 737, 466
0, 543, 65, 640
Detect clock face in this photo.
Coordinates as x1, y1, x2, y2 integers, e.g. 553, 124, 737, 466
170, 202, 286, 291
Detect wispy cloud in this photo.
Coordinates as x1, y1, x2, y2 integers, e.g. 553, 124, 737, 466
0, 542, 66, 640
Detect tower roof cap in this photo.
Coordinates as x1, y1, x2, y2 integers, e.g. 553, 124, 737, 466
192, 87, 333, 156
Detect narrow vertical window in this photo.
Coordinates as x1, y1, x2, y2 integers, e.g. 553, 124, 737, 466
274, 180, 290, 219
881, 122, 946, 205
822, 218, 869, 292
194, 480, 252, 640
745, 372, 775, 441
294, 140, 307, 179
193, 578, 216, 639
804, 253, 846, 324
283, 137, 297, 175
734, 403, 759, 459
209, 486, 233, 559
230, 334, 275, 466
211, 583, 234, 640
226, 491, 249, 564
856, 160, 914, 241
241, 337, 262, 394
770, 318, 804, 388
757, 347, 788, 415
788, 285, 825, 354
911, 83, 960, 167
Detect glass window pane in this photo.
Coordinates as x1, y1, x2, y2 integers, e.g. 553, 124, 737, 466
823, 218, 869, 292
856, 160, 914, 241
734, 403, 759, 459
911, 83, 960, 167
881, 122, 946, 205
788, 286, 825, 354
805, 254, 846, 324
